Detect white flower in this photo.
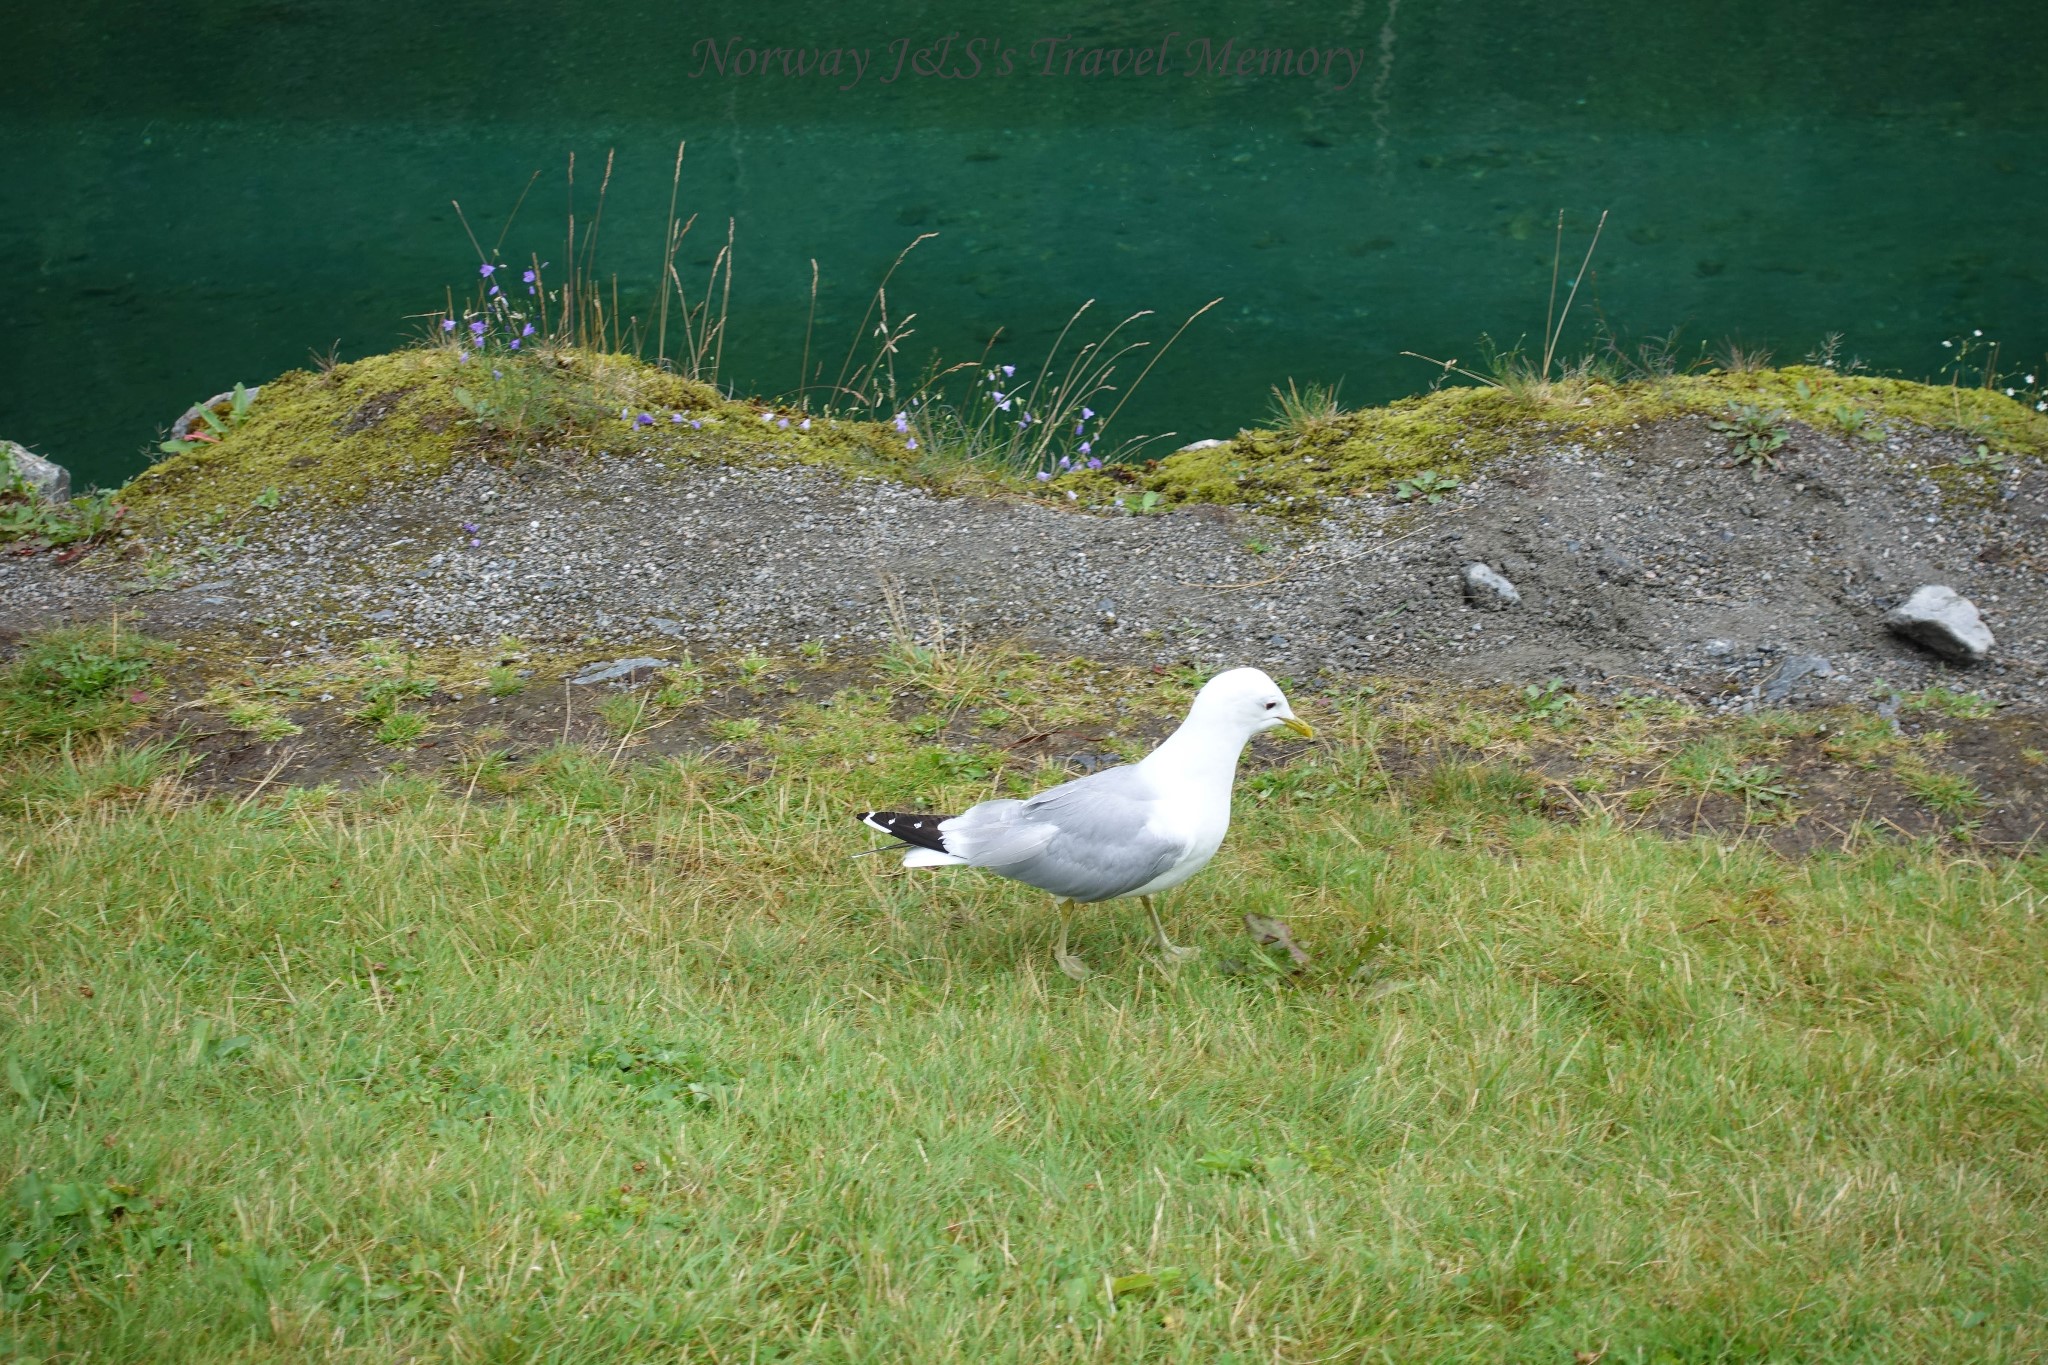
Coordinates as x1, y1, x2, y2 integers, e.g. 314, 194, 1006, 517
1973, 329, 1983, 337
1942, 340, 1953, 348
2026, 374, 2037, 384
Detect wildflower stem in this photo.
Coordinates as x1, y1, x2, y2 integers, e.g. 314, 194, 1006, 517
1100, 297, 1222, 440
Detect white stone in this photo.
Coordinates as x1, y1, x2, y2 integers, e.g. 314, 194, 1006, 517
1462, 562, 1522, 609
1882, 585, 1994, 663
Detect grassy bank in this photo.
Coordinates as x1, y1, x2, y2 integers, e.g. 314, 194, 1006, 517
99, 342, 2048, 541
4, 638, 2046, 1360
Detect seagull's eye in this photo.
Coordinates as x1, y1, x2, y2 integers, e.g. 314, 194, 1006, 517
1263, 701, 1277, 710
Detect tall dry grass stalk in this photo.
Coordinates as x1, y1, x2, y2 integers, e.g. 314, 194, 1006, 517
1403, 208, 1612, 402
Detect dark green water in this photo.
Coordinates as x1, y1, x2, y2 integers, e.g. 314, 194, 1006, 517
6, 0, 2045, 488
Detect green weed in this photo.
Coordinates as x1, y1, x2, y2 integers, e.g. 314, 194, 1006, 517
1709, 401, 1792, 480
1670, 739, 1797, 813
1400, 209, 1613, 404
1823, 712, 1905, 765
0, 625, 170, 747
1393, 469, 1461, 503
1519, 677, 1579, 727
894, 297, 1221, 479
0, 448, 127, 548
156, 382, 257, 457
450, 356, 613, 447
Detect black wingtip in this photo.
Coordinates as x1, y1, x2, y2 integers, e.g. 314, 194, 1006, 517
858, 810, 953, 854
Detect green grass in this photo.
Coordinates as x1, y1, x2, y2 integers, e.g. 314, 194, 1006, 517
596, 692, 653, 739
1905, 687, 1999, 721
1895, 756, 1991, 818
3, 688, 2045, 1361
0, 625, 171, 749
1668, 737, 1799, 816
1267, 379, 1344, 433
483, 667, 526, 699
372, 710, 431, 748
205, 686, 303, 743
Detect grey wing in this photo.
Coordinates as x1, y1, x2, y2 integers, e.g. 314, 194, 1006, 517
941, 765, 1185, 903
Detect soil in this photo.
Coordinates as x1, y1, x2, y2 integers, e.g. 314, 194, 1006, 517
102, 659, 2048, 860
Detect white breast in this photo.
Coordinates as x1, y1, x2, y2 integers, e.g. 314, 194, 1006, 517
1127, 782, 1231, 896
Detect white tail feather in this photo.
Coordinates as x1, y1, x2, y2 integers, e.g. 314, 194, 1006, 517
902, 847, 968, 868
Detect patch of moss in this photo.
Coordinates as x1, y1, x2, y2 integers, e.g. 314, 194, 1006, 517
123, 350, 463, 531
1053, 366, 2048, 519
1122, 385, 1537, 514
116, 346, 2048, 533
118, 344, 993, 531
1680, 366, 2047, 454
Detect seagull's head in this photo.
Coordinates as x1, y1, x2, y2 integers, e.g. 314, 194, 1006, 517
1194, 667, 1314, 740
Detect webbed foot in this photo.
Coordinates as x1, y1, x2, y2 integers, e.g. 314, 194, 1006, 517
1053, 899, 1091, 981
1143, 896, 1198, 965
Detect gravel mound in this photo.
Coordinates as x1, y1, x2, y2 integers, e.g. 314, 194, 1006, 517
4, 413, 2045, 707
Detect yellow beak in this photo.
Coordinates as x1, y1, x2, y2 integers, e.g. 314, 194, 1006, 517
1282, 716, 1314, 739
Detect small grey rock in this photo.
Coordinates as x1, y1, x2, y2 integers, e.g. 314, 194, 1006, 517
1757, 653, 1831, 705
1461, 562, 1522, 609
1882, 585, 1994, 662
570, 656, 671, 685
2, 441, 70, 502
1596, 548, 1640, 583
1702, 638, 1736, 659
1176, 438, 1228, 452
647, 617, 688, 637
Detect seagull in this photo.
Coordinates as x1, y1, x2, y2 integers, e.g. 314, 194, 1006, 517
859, 667, 1313, 978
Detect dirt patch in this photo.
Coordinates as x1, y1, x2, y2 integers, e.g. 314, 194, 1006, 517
335, 388, 415, 437
85, 640, 2043, 860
